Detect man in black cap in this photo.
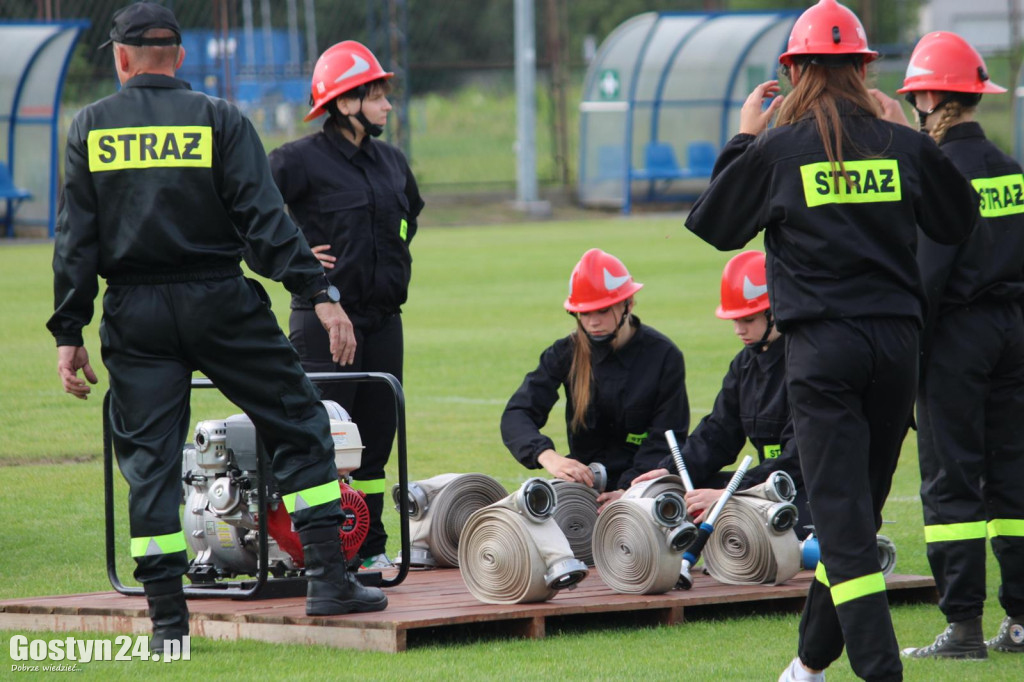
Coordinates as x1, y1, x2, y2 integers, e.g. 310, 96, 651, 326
48, 1, 388, 653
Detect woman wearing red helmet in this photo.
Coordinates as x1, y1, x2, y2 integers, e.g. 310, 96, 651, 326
269, 41, 425, 571
875, 32, 1024, 661
632, 251, 809, 536
501, 249, 689, 508
684, 2, 979, 680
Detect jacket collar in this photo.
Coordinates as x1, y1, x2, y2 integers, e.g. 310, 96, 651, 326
939, 121, 985, 146
123, 73, 191, 90
323, 119, 377, 161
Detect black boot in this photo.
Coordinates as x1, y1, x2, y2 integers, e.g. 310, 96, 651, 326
901, 616, 987, 659
144, 579, 189, 654
300, 526, 388, 616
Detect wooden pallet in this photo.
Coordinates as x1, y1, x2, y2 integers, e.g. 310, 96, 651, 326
0, 569, 935, 653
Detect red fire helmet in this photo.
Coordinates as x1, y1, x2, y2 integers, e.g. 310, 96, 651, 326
564, 248, 644, 314
305, 40, 393, 122
716, 251, 770, 320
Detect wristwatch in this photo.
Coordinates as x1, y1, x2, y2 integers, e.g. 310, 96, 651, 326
310, 285, 341, 305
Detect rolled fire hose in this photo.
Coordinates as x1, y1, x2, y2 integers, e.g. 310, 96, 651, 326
700, 474, 802, 586
593, 492, 693, 594
458, 478, 588, 604
549, 462, 608, 566
391, 473, 507, 567
800, 533, 897, 577
678, 455, 754, 590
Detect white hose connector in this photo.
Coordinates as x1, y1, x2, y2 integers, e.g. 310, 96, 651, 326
458, 479, 588, 604
392, 473, 507, 568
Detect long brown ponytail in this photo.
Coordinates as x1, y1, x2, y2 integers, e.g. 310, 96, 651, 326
775, 59, 881, 184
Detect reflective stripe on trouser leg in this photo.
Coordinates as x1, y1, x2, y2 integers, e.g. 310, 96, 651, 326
816, 561, 886, 606
924, 521, 987, 543
282, 480, 342, 514
989, 519, 1024, 538
350, 478, 387, 495
131, 531, 188, 557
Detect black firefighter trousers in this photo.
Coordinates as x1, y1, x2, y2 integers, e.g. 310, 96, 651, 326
918, 301, 1024, 624
290, 308, 403, 559
101, 276, 344, 585
786, 318, 917, 682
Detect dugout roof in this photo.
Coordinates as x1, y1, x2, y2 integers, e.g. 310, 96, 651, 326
578, 11, 799, 212
0, 21, 87, 237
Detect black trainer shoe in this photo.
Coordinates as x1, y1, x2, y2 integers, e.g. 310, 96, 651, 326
902, 617, 987, 659
986, 616, 1024, 653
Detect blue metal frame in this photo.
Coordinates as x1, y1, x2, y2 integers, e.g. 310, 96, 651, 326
2, 20, 88, 237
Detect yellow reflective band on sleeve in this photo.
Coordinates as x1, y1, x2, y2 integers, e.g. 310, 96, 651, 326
130, 531, 187, 558
830, 571, 886, 606
350, 478, 387, 495
281, 480, 342, 513
924, 520, 987, 543
988, 518, 1024, 538
815, 561, 830, 587
764, 444, 781, 459
972, 175, 1024, 218
399, 218, 408, 241
87, 126, 213, 172
800, 159, 901, 208
625, 431, 648, 446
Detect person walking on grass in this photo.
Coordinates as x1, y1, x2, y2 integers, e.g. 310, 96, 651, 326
683, 1, 978, 679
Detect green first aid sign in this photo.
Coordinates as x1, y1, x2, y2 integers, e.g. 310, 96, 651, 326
598, 69, 620, 99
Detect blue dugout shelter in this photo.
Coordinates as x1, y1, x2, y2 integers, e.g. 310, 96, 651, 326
578, 11, 799, 213
0, 21, 88, 238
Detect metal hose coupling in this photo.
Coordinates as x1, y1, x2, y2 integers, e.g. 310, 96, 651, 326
799, 533, 898, 576
458, 478, 588, 604
593, 492, 691, 594
763, 470, 797, 503
622, 473, 697, 537
701, 481, 802, 586
391, 473, 507, 568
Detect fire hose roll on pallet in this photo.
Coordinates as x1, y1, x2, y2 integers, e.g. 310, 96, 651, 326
701, 472, 802, 586
459, 479, 588, 604
549, 463, 607, 566
392, 473, 507, 568
593, 492, 694, 594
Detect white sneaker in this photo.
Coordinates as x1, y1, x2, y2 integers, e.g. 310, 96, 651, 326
359, 553, 395, 570
779, 657, 825, 682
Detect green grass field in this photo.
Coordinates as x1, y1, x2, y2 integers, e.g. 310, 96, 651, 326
1, 218, 1021, 680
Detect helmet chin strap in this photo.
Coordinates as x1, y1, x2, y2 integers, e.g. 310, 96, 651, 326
585, 302, 631, 345
745, 310, 775, 353
909, 93, 954, 130
354, 109, 384, 138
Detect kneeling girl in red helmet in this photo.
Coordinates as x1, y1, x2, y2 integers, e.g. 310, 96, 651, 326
501, 248, 690, 510
632, 251, 810, 537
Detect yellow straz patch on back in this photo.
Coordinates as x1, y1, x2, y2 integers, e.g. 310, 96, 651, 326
87, 126, 212, 171
800, 159, 901, 208
971, 174, 1024, 218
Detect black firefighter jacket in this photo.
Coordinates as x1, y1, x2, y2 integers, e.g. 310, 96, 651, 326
658, 339, 801, 491
918, 122, 1024, 344
269, 122, 424, 324
501, 320, 690, 491
685, 103, 978, 331
48, 74, 326, 346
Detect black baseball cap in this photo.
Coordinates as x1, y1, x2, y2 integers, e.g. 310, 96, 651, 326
98, 2, 181, 49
